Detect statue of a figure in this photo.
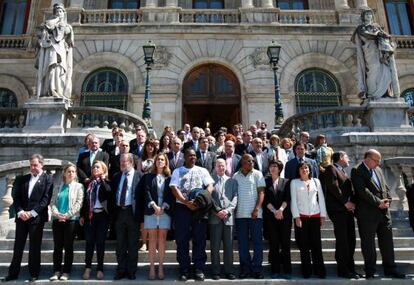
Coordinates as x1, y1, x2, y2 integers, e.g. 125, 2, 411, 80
35, 3, 74, 99
351, 9, 400, 100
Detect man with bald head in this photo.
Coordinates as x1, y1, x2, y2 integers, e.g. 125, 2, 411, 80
351, 149, 405, 279
183, 127, 201, 152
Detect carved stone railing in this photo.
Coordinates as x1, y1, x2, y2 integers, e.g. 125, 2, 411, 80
278, 106, 369, 138
0, 159, 68, 237
394, 35, 414, 49
180, 9, 240, 23
0, 108, 27, 132
383, 157, 414, 215
0, 35, 32, 49
81, 9, 143, 24
67, 106, 148, 134
278, 9, 337, 25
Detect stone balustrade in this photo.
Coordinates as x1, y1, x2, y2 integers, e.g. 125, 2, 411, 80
395, 36, 414, 49
278, 106, 369, 138
0, 108, 27, 131
81, 9, 142, 24
278, 9, 337, 25
180, 9, 240, 24
0, 35, 31, 49
0, 159, 67, 236
67, 106, 148, 134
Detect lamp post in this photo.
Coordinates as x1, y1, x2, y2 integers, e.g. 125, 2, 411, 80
142, 40, 156, 128
267, 40, 284, 129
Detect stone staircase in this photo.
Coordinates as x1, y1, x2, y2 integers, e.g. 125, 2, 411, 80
0, 211, 413, 284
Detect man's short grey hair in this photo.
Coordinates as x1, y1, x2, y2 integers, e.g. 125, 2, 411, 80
120, 153, 134, 165
30, 154, 44, 165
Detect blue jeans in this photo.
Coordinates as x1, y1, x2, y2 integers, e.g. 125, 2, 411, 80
236, 218, 263, 274
174, 203, 207, 274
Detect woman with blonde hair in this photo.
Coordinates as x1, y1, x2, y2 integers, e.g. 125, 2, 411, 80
49, 163, 84, 281
140, 153, 174, 280
79, 161, 111, 280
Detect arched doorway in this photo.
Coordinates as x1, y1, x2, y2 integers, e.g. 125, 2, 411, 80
182, 64, 241, 132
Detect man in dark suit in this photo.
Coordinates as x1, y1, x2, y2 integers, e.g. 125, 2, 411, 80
109, 139, 139, 180
325, 151, 359, 279
3, 154, 53, 282
351, 149, 405, 279
129, 129, 147, 159
111, 153, 143, 280
299, 131, 315, 158
218, 140, 241, 177
235, 131, 253, 156
196, 137, 217, 174
168, 137, 184, 172
183, 127, 201, 152
77, 135, 109, 186
209, 159, 238, 280
284, 142, 319, 180
101, 127, 124, 155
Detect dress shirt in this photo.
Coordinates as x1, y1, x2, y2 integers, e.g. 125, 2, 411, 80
290, 178, 327, 218
363, 162, 381, 188
225, 154, 233, 176
89, 150, 97, 166
117, 168, 135, 206
255, 151, 263, 172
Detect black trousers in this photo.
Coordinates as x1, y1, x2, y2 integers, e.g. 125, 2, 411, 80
115, 207, 139, 274
265, 217, 292, 274
294, 217, 326, 278
84, 212, 109, 271
357, 213, 396, 275
329, 211, 356, 276
9, 220, 44, 278
52, 220, 77, 273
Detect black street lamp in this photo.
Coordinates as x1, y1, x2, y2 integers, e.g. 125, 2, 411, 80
142, 40, 156, 128
267, 40, 284, 129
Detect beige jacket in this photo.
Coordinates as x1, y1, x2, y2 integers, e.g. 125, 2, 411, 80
50, 181, 84, 219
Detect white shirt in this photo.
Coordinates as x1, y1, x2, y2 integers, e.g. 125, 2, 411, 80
290, 178, 327, 218
90, 150, 97, 166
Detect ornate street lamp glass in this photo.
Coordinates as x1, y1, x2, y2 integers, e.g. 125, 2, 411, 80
143, 41, 156, 64
267, 43, 281, 64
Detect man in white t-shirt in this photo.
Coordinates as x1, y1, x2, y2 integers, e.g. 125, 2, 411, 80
170, 148, 214, 282
233, 154, 266, 279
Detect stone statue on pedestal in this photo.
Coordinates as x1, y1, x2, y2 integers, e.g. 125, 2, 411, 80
351, 9, 400, 101
35, 3, 74, 99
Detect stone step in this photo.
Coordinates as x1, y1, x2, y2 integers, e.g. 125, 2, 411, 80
0, 248, 413, 264
0, 262, 412, 283
0, 237, 413, 250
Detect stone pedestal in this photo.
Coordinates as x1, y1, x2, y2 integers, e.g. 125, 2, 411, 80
241, 0, 254, 8
23, 97, 70, 134
356, 0, 369, 9
334, 0, 349, 10
366, 98, 413, 132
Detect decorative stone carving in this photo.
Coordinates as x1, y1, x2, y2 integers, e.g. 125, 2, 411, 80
249, 47, 269, 70
352, 9, 400, 101
35, 3, 74, 99
153, 46, 172, 69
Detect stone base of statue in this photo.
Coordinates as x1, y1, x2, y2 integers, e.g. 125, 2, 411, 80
23, 97, 70, 134
366, 97, 414, 132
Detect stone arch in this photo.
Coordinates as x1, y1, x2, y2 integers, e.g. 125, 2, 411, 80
279, 52, 357, 102
73, 52, 144, 100
0, 74, 31, 107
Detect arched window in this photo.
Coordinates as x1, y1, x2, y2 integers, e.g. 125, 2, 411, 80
295, 69, 342, 113
0, 0, 30, 35
81, 68, 128, 110
402, 88, 414, 125
0, 88, 17, 107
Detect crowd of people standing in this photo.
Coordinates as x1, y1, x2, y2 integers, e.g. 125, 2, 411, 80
1, 120, 408, 282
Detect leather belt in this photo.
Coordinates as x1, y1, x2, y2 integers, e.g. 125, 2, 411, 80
119, 205, 132, 210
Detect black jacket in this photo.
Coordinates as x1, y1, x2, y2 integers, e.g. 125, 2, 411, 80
140, 173, 174, 216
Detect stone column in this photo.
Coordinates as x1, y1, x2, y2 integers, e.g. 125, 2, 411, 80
165, 0, 178, 7
356, 0, 369, 9
241, 0, 254, 8
145, 0, 158, 7
334, 0, 349, 9
261, 0, 273, 8
68, 0, 84, 8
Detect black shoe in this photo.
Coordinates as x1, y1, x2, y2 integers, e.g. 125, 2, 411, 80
1, 276, 17, 282
194, 270, 205, 281
28, 276, 38, 282
212, 274, 220, 280
365, 273, 376, 279
127, 273, 136, 280
225, 273, 236, 280
113, 271, 126, 280
254, 272, 264, 279
384, 272, 406, 279
339, 272, 359, 279
179, 274, 188, 281
239, 272, 249, 279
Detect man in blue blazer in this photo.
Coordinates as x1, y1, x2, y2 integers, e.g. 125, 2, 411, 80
284, 142, 319, 179
3, 154, 53, 282
111, 153, 143, 280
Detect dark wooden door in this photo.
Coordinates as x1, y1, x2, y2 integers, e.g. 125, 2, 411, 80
182, 64, 241, 133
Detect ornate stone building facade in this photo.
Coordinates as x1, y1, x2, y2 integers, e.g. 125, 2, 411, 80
0, 0, 413, 133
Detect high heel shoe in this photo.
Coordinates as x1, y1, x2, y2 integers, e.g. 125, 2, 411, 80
148, 267, 156, 280
158, 267, 165, 280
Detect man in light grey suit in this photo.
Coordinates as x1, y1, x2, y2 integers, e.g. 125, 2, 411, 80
209, 159, 238, 280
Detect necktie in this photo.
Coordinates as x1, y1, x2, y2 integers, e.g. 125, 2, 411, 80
120, 172, 129, 206
174, 152, 179, 165
298, 157, 303, 163
201, 151, 205, 163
